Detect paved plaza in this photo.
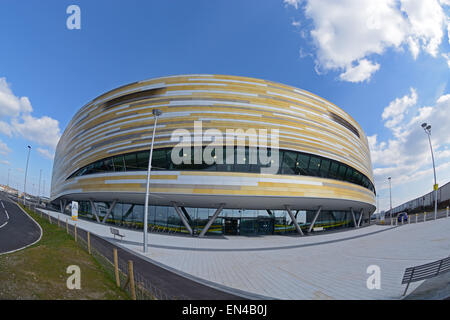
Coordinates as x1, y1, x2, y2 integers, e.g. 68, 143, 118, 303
40, 209, 450, 299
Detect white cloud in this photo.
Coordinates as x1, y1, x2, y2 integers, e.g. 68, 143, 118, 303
369, 91, 450, 209
289, 0, 449, 82
0, 120, 13, 137
381, 87, 417, 132
37, 147, 55, 160
442, 52, 450, 67
0, 139, 11, 156
401, 0, 446, 58
339, 59, 380, 83
0, 77, 61, 152
12, 114, 61, 150
0, 78, 33, 118
284, 0, 302, 9
0, 159, 10, 166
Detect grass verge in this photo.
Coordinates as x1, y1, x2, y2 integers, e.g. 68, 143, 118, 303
0, 204, 129, 300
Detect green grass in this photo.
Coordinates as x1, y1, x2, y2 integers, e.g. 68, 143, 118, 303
0, 204, 130, 300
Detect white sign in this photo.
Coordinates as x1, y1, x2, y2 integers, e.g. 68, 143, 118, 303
71, 201, 79, 221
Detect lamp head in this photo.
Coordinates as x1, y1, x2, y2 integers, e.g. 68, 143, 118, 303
426, 125, 431, 130
152, 109, 163, 117
421, 123, 427, 128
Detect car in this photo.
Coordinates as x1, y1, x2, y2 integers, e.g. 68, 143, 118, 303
397, 212, 408, 223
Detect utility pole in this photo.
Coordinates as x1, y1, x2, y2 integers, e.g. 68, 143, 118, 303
23, 145, 31, 205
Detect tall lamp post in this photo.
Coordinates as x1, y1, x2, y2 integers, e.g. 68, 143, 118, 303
388, 177, 392, 222
421, 123, 438, 220
23, 145, 31, 206
143, 109, 162, 253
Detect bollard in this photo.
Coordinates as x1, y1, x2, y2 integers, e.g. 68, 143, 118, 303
66, 218, 68, 234
57, 215, 60, 227
416, 214, 418, 224
128, 260, 136, 300
408, 215, 410, 224
447, 206, 449, 218
424, 211, 426, 222
74, 224, 77, 242
87, 232, 91, 255
113, 248, 120, 287
48, 214, 51, 224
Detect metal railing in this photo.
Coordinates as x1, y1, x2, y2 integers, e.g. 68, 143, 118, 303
402, 256, 450, 296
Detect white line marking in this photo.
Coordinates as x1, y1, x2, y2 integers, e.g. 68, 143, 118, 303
5, 210, 9, 220
0, 202, 43, 256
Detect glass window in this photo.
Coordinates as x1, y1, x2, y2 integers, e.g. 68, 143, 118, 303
337, 165, 347, 180
124, 153, 138, 171
308, 156, 321, 175
113, 155, 125, 172
136, 151, 149, 170
319, 159, 330, 177
281, 151, 297, 175
297, 154, 310, 175
329, 161, 339, 179
152, 149, 168, 170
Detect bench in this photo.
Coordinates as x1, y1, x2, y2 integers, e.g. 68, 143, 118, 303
110, 227, 125, 240
401, 256, 450, 296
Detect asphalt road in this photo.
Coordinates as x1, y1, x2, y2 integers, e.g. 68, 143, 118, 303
0, 192, 42, 255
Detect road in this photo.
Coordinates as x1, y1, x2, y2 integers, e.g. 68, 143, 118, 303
0, 192, 42, 255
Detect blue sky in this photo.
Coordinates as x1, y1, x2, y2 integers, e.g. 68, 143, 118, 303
0, 0, 449, 211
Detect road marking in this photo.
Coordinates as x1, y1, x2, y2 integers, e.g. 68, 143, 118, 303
1, 201, 4, 208
5, 210, 9, 220
0, 221, 7, 228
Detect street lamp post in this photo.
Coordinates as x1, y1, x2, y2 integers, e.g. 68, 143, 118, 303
37, 169, 42, 206
388, 177, 392, 223
143, 109, 163, 253
421, 123, 438, 220
23, 145, 31, 206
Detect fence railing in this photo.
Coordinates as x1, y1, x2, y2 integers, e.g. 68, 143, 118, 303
401, 256, 450, 296
25, 204, 187, 300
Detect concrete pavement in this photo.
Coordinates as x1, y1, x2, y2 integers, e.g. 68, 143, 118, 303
39, 207, 450, 300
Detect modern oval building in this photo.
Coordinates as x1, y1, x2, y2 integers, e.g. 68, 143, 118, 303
51, 74, 376, 236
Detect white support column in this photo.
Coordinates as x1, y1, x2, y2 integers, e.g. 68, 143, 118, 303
285, 205, 304, 236
89, 199, 101, 223
357, 209, 364, 228
102, 200, 117, 224
307, 207, 322, 233
172, 202, 193, 236
351, 208, 357, 228
199, 204, 225, 238
60, 199, 67, 214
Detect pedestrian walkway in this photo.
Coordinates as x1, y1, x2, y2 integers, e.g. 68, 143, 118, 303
39, 208, 450, 300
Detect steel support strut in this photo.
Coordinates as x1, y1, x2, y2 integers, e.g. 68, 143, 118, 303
172, 202, 193, 236
285, 205, 304, 236
199, 204, 225, 237
102, 200, 117, 224
89, 199, 101, 223
351, 208, 357, 228
357, 209, 364, 228
307, 207, 322, 233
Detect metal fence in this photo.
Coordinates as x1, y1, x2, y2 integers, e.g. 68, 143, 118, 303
402, 256, 450, 296
26, 204, 187, 300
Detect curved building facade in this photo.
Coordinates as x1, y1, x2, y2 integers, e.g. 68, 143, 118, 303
51, 74, 376, 236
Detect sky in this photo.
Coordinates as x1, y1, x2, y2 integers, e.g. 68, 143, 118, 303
0, 0, 449, 211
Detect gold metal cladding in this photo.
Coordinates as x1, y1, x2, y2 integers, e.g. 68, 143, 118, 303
51, 74, 375, 208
